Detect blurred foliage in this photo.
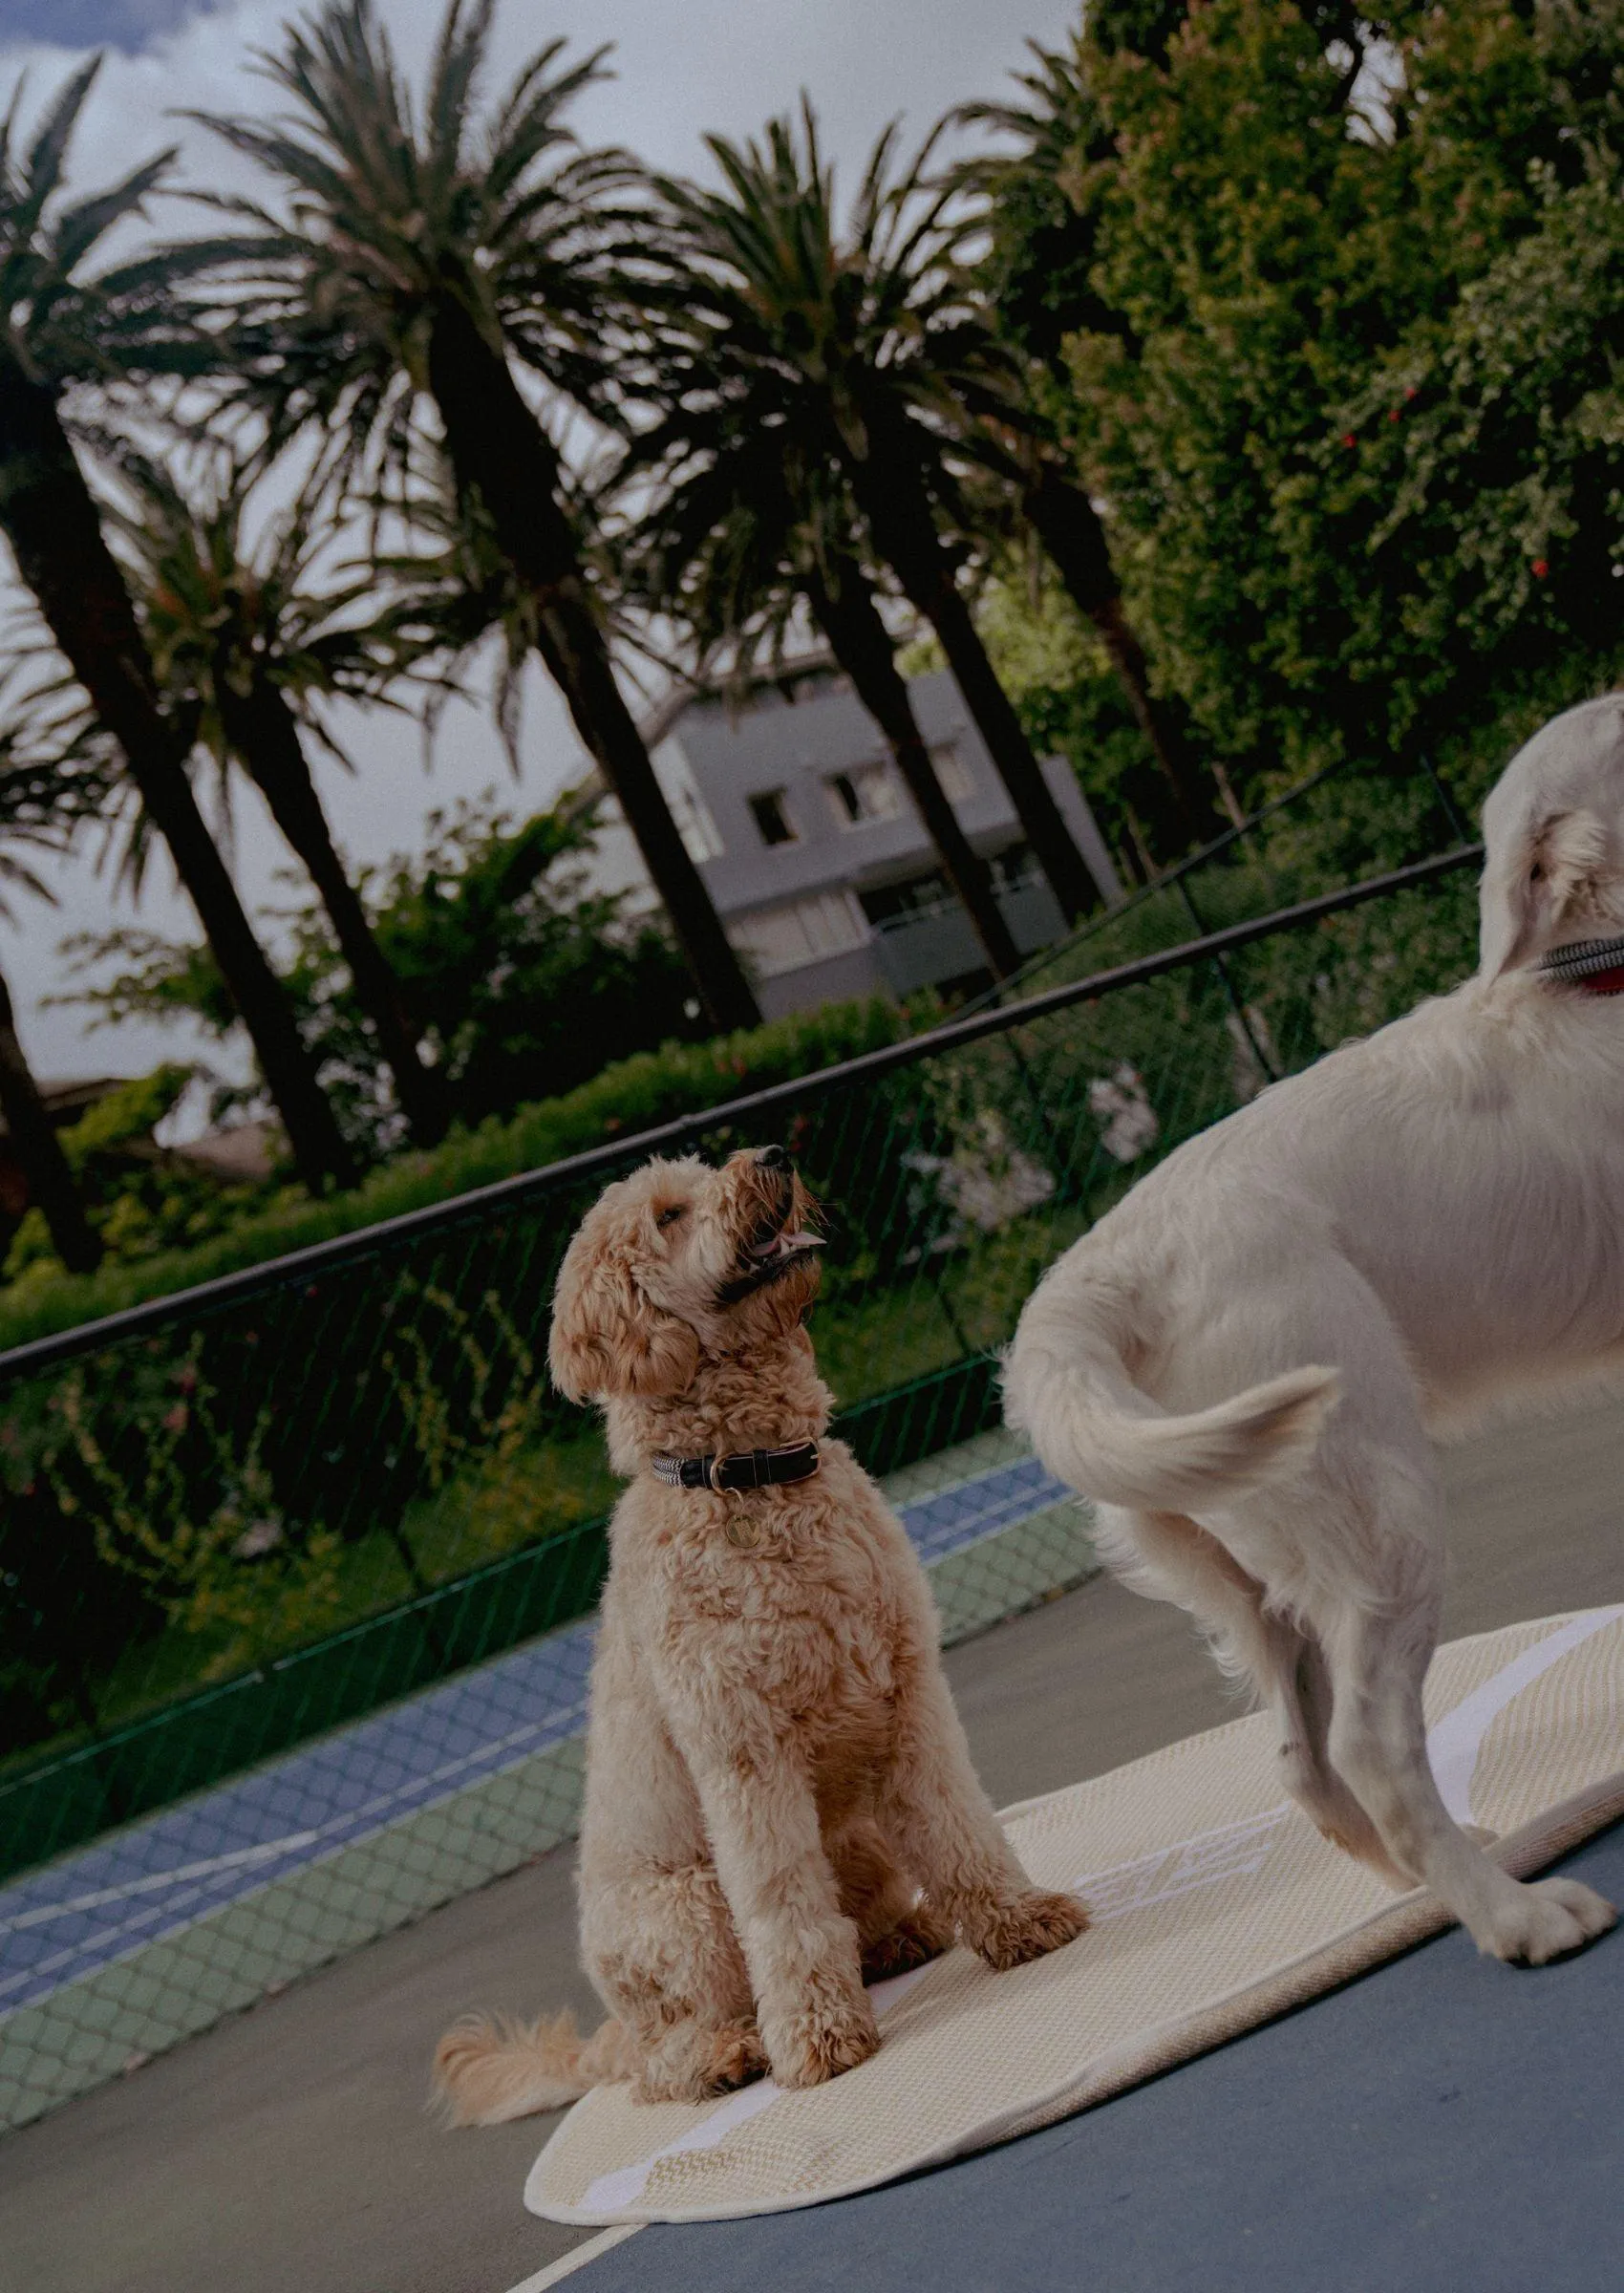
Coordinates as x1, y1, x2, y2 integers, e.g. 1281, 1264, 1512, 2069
970, 0, 1624, 803
58, 797, 702, 1163
2, 1065, 290, 1297
0, 993, 908, 1352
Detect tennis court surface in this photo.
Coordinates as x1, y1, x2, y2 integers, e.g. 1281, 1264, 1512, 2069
2, 1398, 1620, 2293
532, 1815, 1624, 2293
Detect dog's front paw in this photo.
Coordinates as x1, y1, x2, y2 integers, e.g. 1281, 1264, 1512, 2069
861, 1902, 954, 1983
766, 1987, 880, 2089
1478, 1875, 1616, 1966
968, 1888, 1090, 1973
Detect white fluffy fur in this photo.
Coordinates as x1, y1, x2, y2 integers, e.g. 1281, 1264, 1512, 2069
1006, 696, 1624, 1964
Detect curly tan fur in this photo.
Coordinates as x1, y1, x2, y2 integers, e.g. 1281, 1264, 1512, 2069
433, 1148, 1087, 2126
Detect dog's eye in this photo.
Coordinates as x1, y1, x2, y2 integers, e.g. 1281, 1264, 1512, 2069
655, 1204, 686, 1231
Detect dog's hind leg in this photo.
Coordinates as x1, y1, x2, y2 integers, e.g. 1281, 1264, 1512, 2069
1199, 1413, 1616, 1964
589, 1862, 768, 2104
1316, 1553, 1617, 1964
1101, 1505, 1411, 1887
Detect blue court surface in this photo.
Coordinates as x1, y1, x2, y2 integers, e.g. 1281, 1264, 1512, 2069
548, 1820, 1624, 2293
0, 1449, 1070, 2018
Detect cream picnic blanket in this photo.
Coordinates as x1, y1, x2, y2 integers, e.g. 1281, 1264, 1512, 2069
527, 1607, 1624, 2226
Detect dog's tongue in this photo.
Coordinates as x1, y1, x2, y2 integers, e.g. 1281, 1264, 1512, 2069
750, 1229, 823, 1261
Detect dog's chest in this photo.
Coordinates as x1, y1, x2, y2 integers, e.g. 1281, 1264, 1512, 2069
655, 1521, 906, 1718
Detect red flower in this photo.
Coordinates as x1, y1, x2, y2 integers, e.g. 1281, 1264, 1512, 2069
1388, 408, 1400, 422
1532, 558, 1549, 579
1341, 433, 1357, 449
161, 1405, 189, 1435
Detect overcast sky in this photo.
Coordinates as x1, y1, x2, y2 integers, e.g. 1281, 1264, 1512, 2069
0, 0, 1078, 1105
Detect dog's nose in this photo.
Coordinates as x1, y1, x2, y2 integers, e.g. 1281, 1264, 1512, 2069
756, 1144, 791, 1171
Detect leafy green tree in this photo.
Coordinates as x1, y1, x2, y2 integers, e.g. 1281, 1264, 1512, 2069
101, 454, 452, 1145
185, 0, 760, 1034
951, 52, 1219, 849
65, 798, 699, 1162
1, 1064, 290, 1290
990, 0, 1624, 786
0, 57, 355, 1189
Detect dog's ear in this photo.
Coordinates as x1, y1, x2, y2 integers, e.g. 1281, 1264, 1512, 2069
549, 1239, 700, 1404
1482, 807, 1612, 976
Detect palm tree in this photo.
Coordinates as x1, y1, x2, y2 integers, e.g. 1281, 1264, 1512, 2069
185, 0, 760, 1034
616, 405, 1022, 979
0, 723, 111, 1273
0, 58, 355, 1190
648, 105, 1103, 925
104, 454, 452, 1146
953, 50, 1214, 842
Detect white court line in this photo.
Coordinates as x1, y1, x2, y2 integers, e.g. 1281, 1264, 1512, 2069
0, 1833, 321, 1933
504, 2224, 643, 2289
1429, 1605, 1624, 1822
0, 1700, 588, 2019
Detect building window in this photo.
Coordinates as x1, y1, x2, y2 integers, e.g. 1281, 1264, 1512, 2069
990, 842, 1037, 892
860, 872, 951, 929
731, 891, 870, 977
930, 743, 974, 803
748, 789, 797, 846
827, 762, 904, 826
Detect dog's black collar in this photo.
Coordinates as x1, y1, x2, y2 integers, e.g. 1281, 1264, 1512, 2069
651, 1441, 821, 1494
1538, 932, 1624, 990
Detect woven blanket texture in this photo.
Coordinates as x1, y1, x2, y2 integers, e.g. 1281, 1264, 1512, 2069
528, 1607, 1624, 2225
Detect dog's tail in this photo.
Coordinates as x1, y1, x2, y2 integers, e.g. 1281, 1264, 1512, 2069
1004, 1277, 1340, 1513
432, 2010, 639, 2127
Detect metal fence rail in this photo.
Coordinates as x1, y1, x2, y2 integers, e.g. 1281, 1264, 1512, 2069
0, 839, 1482, 2131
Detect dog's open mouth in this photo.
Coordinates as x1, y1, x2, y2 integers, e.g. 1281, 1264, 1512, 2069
716, 1203, 824, 1306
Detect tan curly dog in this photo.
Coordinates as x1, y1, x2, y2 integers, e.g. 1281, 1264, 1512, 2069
434, 1145, 1087, 2123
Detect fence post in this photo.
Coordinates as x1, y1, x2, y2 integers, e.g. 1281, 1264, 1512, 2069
1174, 876, 1280, 1084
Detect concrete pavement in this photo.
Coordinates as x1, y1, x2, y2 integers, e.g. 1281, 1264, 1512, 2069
2, 1396, 1620, 2293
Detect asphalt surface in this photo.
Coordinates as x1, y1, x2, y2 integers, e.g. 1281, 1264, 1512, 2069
2, 1395, 1620, 2293
530, 1819, 1624, 2293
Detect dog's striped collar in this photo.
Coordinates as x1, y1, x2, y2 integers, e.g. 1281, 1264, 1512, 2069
651, 1441, 821, 1494
1538, 932, 1624, 995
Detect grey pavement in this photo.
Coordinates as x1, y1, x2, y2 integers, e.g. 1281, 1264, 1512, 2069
2, 1398, 1620, 2293
527, 1817, 1624, 2293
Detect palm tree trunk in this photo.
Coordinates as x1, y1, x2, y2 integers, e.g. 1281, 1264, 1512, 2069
221, 682, 451, 1146
0, 357, 355, 1192
802, 557, 1021, 980
1022, 461, 1217, 842
852, 459, 1100, 926
0, 966, 102, 1275
424, 298, 761, 1035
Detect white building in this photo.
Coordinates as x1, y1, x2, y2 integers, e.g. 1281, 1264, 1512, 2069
582, 661, 1121, 1020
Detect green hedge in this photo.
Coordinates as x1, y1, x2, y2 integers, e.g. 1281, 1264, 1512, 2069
0, 998, 908, 1358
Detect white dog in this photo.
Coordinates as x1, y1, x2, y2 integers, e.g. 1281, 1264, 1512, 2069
1006, 697, 1624, 1966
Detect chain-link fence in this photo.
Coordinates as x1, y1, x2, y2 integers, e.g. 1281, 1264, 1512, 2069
0, 840, 1482, 2131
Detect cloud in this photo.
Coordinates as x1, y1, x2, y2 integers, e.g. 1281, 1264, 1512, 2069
0, 1, 218, 54
0, 0, 1078, 1082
